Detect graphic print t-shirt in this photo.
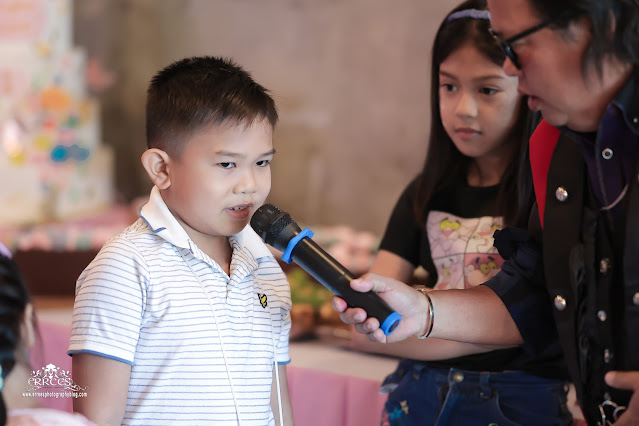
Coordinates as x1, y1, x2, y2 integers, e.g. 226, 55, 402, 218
380, 176, 503, 288
379, 176, 553, 374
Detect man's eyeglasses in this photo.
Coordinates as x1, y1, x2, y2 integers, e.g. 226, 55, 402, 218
490, 12, 577, 69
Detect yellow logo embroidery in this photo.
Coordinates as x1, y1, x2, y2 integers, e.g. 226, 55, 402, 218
258, 293, 268, 308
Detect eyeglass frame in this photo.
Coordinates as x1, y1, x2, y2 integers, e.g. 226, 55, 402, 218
489, 11, 578, 69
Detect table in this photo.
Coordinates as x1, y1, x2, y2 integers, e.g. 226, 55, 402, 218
288, 340, 397, 426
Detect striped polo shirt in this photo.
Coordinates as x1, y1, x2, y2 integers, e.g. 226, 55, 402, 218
68, 186, 292, 425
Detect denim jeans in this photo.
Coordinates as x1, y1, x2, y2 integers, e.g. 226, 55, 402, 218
380, 360, 573, 426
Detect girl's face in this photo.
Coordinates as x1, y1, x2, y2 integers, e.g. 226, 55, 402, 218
439, 43, 521, 163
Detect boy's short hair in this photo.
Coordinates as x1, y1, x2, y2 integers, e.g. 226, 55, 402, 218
146, 56, 278, 157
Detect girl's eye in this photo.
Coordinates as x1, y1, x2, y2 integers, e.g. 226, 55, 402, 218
256, 160, 271, 167
441, 83, 456, 92
480, 87, 498, 95
218, 162, 235, 169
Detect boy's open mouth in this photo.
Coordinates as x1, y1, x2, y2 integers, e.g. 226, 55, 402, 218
226, 204, 252, 220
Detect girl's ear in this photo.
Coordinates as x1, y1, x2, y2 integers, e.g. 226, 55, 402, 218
141, 149, 172, 189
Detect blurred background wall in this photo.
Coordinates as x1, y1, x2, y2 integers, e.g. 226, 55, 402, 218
74, 0, 453, 234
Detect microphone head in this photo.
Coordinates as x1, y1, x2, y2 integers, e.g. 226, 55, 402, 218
250, 204, 296, 247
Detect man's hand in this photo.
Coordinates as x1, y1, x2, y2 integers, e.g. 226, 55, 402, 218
605, 371, 639, 425
332, 273, 428, 343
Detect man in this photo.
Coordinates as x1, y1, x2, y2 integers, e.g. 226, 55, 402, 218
334, 1, 639, 424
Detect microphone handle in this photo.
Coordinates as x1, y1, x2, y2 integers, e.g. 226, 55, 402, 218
290, 239, 401, 335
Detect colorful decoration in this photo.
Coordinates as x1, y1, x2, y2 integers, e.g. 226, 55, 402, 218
0, 0, 113, 226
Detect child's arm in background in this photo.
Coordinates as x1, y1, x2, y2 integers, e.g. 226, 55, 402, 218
271, 364, 293, 426
73, 353, 131, 425
369, 250, 415, 284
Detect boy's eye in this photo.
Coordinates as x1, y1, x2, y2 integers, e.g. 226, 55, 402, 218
218, 162, 235, 169
256, 160, 271, 167
480, 87, 498, 95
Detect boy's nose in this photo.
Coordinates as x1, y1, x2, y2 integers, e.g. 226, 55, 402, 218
235, 169, 257, 194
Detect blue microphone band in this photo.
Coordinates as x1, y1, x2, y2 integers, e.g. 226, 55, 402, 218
381, 311, 402, 336
281, 228, 314, 264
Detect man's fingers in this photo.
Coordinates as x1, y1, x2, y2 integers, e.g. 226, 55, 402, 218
333, 275, 389, 313
605, 371, 639, 390
352, 273, 399, 294
353, 317, 381, 333
368, 329, 387, 343
338, 307, 368, 325
349, 277, 375, 292
332, 297, 347, 313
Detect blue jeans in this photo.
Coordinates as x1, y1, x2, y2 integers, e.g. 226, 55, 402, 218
381, 360, 573, 426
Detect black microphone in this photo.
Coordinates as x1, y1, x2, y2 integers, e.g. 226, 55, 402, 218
250, 204, 401, 335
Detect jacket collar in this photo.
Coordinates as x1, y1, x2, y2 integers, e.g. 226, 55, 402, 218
611, 68, 639, 135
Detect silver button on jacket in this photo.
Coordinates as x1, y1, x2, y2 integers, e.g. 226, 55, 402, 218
555, 186, 568, 202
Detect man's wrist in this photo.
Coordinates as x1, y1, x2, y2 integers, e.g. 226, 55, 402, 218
416, 288, 434, 339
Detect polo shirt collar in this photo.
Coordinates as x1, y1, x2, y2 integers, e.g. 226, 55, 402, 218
138, 186, 191, 249
138, 186, 274, 260
230, 224, 274, 260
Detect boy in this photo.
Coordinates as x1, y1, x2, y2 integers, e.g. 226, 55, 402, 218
68, 56, 293, 426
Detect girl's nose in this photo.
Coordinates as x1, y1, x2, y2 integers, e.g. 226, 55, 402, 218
456, 91, 478, 119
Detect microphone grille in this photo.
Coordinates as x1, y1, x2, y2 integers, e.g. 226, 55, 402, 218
250, 204, 295, 246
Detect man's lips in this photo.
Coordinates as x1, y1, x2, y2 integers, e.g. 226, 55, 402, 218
517, 87, 530, 97
517, 88, 542, 111
527, 96, 542, 111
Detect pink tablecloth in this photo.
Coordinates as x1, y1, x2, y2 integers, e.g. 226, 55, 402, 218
288, 365, 388, 426
30, 320, 74, 413
287, 339, 397, 426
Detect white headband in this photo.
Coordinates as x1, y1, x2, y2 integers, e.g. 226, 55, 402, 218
446, 9, 491, 23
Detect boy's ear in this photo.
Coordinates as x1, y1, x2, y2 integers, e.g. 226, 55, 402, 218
141, 148, 172, 189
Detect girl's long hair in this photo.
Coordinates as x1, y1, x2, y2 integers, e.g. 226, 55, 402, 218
0, 253, 31, 425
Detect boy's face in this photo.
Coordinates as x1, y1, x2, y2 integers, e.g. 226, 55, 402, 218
163, 118, 274, 241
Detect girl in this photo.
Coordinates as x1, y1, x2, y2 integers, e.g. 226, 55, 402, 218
358, 1, 573, 424
0, 246, 95, 426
